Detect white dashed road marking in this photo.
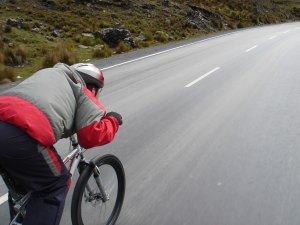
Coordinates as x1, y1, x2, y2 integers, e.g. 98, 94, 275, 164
185, 67, 221, 88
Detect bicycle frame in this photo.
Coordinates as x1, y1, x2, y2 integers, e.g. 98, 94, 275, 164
2, 134, 109, 225
65, 135, 109, 202
64, 134, 86, 176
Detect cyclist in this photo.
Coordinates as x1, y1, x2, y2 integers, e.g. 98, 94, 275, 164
0, 63, 123, 225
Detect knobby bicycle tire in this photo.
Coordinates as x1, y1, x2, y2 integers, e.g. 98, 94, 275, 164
71, 154, 125, 225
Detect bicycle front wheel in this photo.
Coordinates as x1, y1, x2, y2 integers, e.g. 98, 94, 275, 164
71, 154, 125, 225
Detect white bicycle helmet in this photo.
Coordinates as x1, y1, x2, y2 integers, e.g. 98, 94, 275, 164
71, 63, 104, 88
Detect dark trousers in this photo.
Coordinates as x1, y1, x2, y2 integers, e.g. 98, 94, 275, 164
0, 121, 71, 225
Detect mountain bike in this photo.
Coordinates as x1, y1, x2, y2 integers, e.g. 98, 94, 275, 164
0, 134, 126, 225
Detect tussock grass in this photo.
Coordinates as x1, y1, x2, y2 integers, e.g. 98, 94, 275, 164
116, 42, 132, 54
42, 43, 79, 68
92, 45, 113, 58
0, 41, 28, 66
0, 64, 16, 83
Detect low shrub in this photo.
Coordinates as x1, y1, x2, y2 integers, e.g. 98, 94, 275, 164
251, 15, 260, 25
42, 43, 79, 68
80, 37, 94, 46
65, 31, 74, 38
116, 42, 131, 54
134, 39, 142, 48
237, 22, 245, 28
0, 39, 4, 49
14, 45, 27, 61
0, 64, 16, 83
39, 47, 48, 55
92, 45, 113, 58
155, 31, 169, 43
2, 45, 28, 66
0, 52, 4, 64
73, 34, 81, 43
99, 21, 111, 29
143, 31, 154, 41
4, 25, 12, 33
21, 23, 31, 31
141, 41, 151, 48
227, 21, 237, 29
211, 19, 223, 30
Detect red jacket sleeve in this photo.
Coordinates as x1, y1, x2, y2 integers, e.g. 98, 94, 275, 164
77, 116, 119, 149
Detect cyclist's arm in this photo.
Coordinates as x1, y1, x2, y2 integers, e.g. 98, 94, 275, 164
77, 116, 119, 149
75, 87, 119, 149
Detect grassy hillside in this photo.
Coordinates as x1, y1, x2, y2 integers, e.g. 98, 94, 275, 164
0, 0, 300, 83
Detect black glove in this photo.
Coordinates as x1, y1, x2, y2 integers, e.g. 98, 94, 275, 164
106, 112, 123, 125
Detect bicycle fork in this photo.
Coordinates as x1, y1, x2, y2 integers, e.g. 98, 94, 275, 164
86, 161, 109, 202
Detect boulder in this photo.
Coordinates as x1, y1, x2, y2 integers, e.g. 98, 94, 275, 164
41, 0, 56, 7
142, 3, 155, 10
32, 22, 46, 30
162, 0, 169, 7
7, 18, 20, 27
81, 33, 94, 38
78, 45, 89, 49
136, 35, 147, 41
124, 37, 135, 47
0, 0, 16, 3
6, 18, 34, 30
95, 24, 133, 48
51, 29, 63, 37
187, 5, 224, 32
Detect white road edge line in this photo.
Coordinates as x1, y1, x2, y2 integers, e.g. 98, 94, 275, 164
245, 45, 258, 52
269, 35, 277, 40
282, 30, 290, 34
101, 31, 245, 71
185, 67, 220, 88
101, 25, 290, 71
0, 193, 8, 205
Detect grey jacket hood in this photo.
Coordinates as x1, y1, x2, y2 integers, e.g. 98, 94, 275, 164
54, 63, 86, 87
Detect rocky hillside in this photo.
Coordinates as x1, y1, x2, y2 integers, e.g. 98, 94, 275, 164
0, 0, 300, 83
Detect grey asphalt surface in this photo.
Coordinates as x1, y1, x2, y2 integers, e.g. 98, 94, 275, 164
1, 22, 300, 225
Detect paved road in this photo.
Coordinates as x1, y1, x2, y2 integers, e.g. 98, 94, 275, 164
1, 22, 300, 225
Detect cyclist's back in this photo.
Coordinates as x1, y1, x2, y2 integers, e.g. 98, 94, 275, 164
0, 63, 123, 225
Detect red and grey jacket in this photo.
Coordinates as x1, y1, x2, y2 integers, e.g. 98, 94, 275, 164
0, 63, 119, 149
